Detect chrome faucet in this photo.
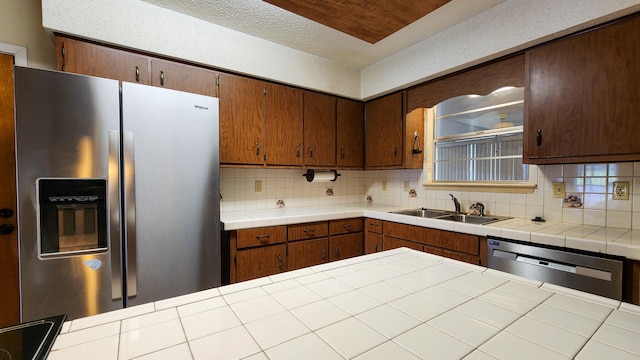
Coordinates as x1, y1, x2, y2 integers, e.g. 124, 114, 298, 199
476, 202, 485, 217
449, 194, 461, 213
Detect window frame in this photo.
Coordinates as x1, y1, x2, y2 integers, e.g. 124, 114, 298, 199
421, 107, 537, 193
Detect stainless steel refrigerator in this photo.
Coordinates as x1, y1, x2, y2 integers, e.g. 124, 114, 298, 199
13, 67, 221, 322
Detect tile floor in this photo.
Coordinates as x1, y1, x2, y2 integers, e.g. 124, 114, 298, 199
49, 248, 640, 359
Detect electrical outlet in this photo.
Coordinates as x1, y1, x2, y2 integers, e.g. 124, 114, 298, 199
613, 181, 630, 200
552, 182, 565, 198
381, 181, 387, 191
403, 181, 409, 192
254, 180, 262, 193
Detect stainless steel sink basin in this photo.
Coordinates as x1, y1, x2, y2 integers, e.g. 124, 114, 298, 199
433, 213, 507, 225
390, 208, 449, 218
390, 208, 510, 225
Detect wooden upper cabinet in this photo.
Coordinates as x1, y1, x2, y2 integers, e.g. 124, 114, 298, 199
303, 91, 336, 167
218, 72, 265, 165
365, 92, 404, 168
150, 59, 217, 97
524, 14, 640, 164
265, 83, 304, 166
336, 98, 364, 168
404, 108, 424, 169
57, 36, 150, 84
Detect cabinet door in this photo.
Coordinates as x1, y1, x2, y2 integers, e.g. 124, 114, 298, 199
235, 244, 286, 282
265, 83, 303, 165
150, 59, 217, 97
288, 238, 329, 271
524, 15, 640, 164
337, 98, 364, 168
218, 73, 265, 165
365, 92, 403, 168
365, 232, 383, 254
304, 92, 336, 166
329, 233, 363, 261
0, 54, 19, 326
57, 36, 150, 84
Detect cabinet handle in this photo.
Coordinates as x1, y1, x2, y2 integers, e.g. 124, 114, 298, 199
135, 66, 140, 83
309, 146, 313, 158
340, 148, 345, 159
322, 247, 325, 260
255, 142, 260, 156
374, 243, 378, 252
0, 208, 13, 218
342, 224, 352, 229
255, 234, 270, 242
303, 229, 315, 236
277, 254, 282, 269
296, 145, 300, 158
334, 245, 339, 257
160, 70, 165, 86
393, 146, 397, 157
0, 224, 14, 235
536, 129, 542, 147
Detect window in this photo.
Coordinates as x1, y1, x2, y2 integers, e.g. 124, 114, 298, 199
425, 87, 533, 189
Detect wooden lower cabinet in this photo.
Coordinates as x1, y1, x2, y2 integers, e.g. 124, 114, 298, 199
288, 238, 329, 271
329, 233, 363, 261
235, 244, 287, 282
229, 219, 364, 283
382, 220, 484, 266
229, 218, 489, 284
365, 218, 383, 254
383, 236, 422, 252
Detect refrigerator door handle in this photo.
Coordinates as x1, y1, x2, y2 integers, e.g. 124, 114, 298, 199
109, 131, 122, 300
123, 131, 138, 298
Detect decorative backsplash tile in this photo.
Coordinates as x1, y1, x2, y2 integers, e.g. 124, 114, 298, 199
220, 162, 640, 230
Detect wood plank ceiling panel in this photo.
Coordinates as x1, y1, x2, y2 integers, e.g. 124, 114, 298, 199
263, 0, 452, 43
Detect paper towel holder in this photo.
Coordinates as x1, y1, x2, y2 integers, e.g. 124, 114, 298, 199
303, 169, 340, 183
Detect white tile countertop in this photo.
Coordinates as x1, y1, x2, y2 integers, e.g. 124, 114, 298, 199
49, 248, 640, 359
221, 204, 640, 261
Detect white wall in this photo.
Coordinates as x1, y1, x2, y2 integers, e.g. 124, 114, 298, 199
0, 0, 56, 68
221, 163, 640, 230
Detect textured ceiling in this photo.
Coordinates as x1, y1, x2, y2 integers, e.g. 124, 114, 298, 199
141, 0, 506, 69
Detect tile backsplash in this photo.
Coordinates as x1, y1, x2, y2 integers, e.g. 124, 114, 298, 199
221, 162, 640, 229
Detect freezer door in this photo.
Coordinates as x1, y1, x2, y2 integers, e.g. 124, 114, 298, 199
121, 82, 220, 306
14, 67, 123, 321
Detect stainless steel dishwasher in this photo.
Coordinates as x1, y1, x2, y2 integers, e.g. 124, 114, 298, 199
487, 236, 624, 300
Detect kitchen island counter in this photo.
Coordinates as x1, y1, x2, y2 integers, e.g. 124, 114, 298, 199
50, 248, 640, 359
222, 204, 640, 261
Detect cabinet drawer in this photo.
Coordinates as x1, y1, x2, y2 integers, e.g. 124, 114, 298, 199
236, 226, 287, 249
330, 218, 363, 235
288, 222, 328, 241
366, 218, 383, 234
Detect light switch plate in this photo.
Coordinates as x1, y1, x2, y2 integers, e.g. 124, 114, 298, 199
403, 181, 409, 192
613, 181, 630, 200
255, 180, 262, 193
381, 181, 387, 191
552, 182, 565, 198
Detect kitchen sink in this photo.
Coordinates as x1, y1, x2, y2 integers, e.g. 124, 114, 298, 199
390, 208, 510, 225
390, 208, 449, 218
432, 213, 507, 225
